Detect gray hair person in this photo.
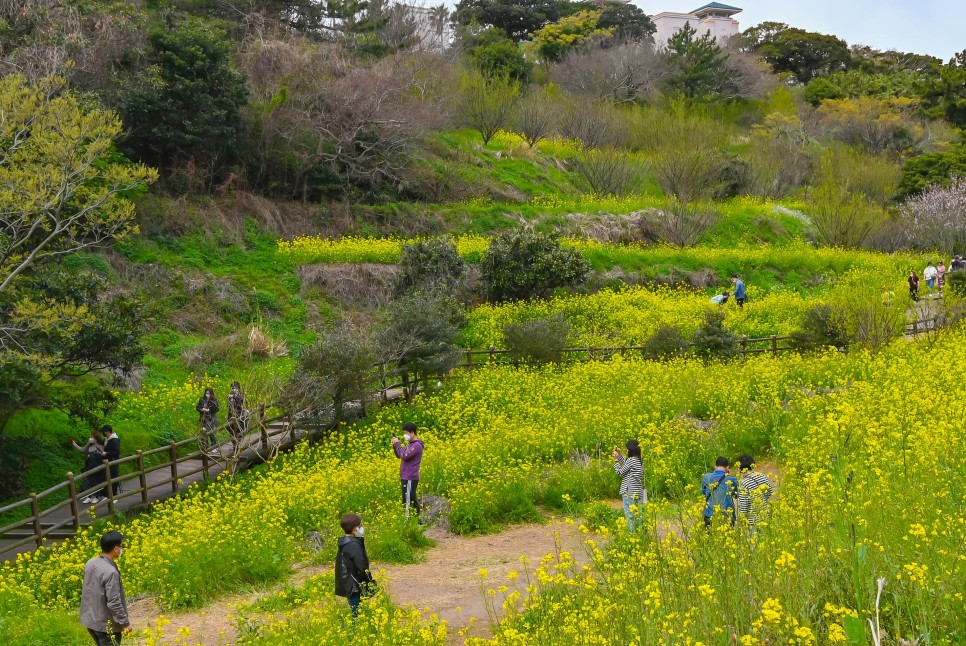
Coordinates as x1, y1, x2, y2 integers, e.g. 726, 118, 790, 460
80, 530, 130, 645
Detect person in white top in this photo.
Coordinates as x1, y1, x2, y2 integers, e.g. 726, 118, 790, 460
924, 262, 938, 293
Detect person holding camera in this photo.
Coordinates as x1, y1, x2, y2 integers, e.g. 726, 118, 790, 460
392, 422, 424, 520
614, 439, 647, 531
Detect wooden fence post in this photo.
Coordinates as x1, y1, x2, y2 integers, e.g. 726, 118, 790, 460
137, 451, 148, 506
67, 473, 80, 531
467, 350, 473, 373
260, 404, 269, 452
102, 460, 116, 516
488, 345, 495, 363
741, 337, 748, 355
201, 448, 210, 479
289, 415, 297, 443
29, 493, 42, 547
169, 443, 179, 494
380, 363, 388, 404
770, 336, 778, 356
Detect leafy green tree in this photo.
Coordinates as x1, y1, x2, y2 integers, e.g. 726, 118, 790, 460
503, 314, 571, 364
804, 70, 923, 106
0, 267, 146, 436
897, 145, 966, 198
920, 50, 966, 130
592, 2, 655, 43
527, 10, 611, 63
453, 0, 568, 42
284, 322, 377, 426
742, 22, 851, 83
120, 17, 248, 178
454, 68, 521, 144
662, 22, 729, 101
394, 238, 469, 296
0, 74, 156, 291
480, 230, 589, 301
690, 309, 740, 363
468, 28, 533, 81
383, 291, 464, 403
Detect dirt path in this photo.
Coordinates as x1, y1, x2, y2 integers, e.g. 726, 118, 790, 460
127, 519, 587, 645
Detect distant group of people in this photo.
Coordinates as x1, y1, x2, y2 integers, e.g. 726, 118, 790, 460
612, 442, 774, 533
910, 257, 966, 301
710, 275, 747, 308
197, 381, 250, 456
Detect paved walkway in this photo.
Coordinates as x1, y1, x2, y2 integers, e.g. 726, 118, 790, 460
0, 420, 305, 562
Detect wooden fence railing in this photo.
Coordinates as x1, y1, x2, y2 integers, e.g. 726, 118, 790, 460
454, 335, 794, 371
0, 407, 288, 554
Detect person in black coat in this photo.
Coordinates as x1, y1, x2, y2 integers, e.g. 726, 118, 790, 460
196, 387, 220, 453
334, 513, 374, 617
102, 425, 121, 496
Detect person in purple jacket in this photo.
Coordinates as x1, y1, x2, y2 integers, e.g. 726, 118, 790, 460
392, 422, 424, 519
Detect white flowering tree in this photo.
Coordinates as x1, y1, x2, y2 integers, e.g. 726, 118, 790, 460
901, 178, 966, 256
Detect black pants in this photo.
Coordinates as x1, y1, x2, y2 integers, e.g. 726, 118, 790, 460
736, 297, 746, 309
87, 629, 122, 646
401, 479, 420, 518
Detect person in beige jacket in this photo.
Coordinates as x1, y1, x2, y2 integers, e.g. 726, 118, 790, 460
80, 531, 130, 645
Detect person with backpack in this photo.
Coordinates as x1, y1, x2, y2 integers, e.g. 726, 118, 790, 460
334, 513, 375, 617
613, 439, 647, 531
701, 457, 738, 527
736, 455, 773, 532
392, 422, 424, 520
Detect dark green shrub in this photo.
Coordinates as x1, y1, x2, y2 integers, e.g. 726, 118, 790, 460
480, 231, 590, 302
468, 29, 533, 82
789, 305, 848, 352
897, 145, 966, 199
394, 237, 468, 296
641, 324, 690, 360
690, 309, 740, 362
503, 314, 571, 364
945, 270, 966, 297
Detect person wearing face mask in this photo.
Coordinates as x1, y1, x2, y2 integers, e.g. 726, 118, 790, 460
80, 530, 130, 645
392, 422, 424, 520
335, 514, 374, 617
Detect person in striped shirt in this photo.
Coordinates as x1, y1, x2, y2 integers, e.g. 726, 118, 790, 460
736, 454, 773, 531
613, 439, 647, 531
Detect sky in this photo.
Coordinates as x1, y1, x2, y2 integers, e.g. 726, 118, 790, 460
645, 0, 964, 60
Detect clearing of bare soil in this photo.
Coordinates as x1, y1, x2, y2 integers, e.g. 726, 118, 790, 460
127, 519, 588, 645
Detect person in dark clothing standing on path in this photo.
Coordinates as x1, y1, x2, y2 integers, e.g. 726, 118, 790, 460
102, 426, 121, 496
908, 271, 920, 302
226, 381, 247, 450
71, 430, 107, 504
731, 275, 747, 308
80, 530, 130, 645
392, 422, 424, 519
334, 513, 374, 617
196, 387, 220, 454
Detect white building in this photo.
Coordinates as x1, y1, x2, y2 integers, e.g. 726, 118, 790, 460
407, 5, 455, 51
652, 2, 742, 47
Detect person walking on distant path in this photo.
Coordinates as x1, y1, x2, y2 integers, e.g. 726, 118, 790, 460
952, 255, 963, 272
938, 260, 947, 290
71, 430, 107, 504
80, 530, 130, 646
226, 381, 247, 450
335, 513, 375, 618
736, 455, 773, 532
613, 439, 647, 531
102, 426, 121, 496
924, 262, 938, 293
196, 387, 220, 455
908, 271, 920, 302
731, 275, 747, 309
702, 457, 738, 527
392, 422, 424, 520
710, 291, 730, 305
